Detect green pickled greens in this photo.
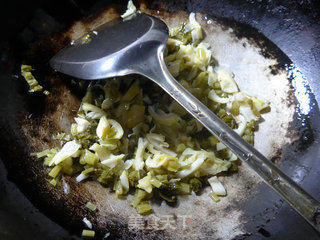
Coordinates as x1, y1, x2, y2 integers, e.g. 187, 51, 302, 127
21, 65, 50, 95
85, 202, 97, 211
82, 230, 95, 238
35, 1, 269, 215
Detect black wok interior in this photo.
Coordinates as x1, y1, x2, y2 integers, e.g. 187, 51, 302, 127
0, 0, 319, 239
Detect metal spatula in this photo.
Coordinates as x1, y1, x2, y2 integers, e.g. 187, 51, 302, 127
50, 13, 320, 232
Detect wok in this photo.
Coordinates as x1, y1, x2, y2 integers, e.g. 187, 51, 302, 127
0, 0, 319, 239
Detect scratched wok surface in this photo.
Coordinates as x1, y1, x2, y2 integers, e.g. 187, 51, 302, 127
0, 0, 319, 239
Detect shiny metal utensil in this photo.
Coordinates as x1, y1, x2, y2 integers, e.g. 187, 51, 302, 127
50, 13, 320, 232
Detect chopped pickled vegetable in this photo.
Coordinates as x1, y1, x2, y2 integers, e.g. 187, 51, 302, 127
159, 192, 177, 203
119, 170, 129, 193
125, 104, 145, 128
208, 89, 229, 103
131, 189, 152, 208
81, 34, 91, 44
37, 4, 269, 216
96, 116, 110, 140
122, 80, 140, 102
137, 172, 154, 193
75, 118, 90, 133
21, 65, 50, 95
189, 178, 202, 193
209, 192, 220, 202
208, 176, 226, 196
132, 138, 148, 170
49, 178, 59, 187
172, 182, 190, 195
82, 230, 95, 238
49, 140, 81, 166
136, 201, 152, 215
82, 103, 106, 119
80, 149, 98, 165
48, 165, 61, 178
85, 202, 97, 211
216, 68, 238, 93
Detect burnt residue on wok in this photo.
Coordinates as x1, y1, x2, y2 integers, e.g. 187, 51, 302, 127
0, 0, 319, 239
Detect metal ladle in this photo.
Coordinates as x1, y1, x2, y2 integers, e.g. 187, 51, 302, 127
50, 13, 320, 232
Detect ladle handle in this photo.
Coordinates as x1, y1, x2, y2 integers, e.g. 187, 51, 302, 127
141, 50, 320, 232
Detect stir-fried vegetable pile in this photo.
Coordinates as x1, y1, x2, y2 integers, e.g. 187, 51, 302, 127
35, 3, 268, 215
